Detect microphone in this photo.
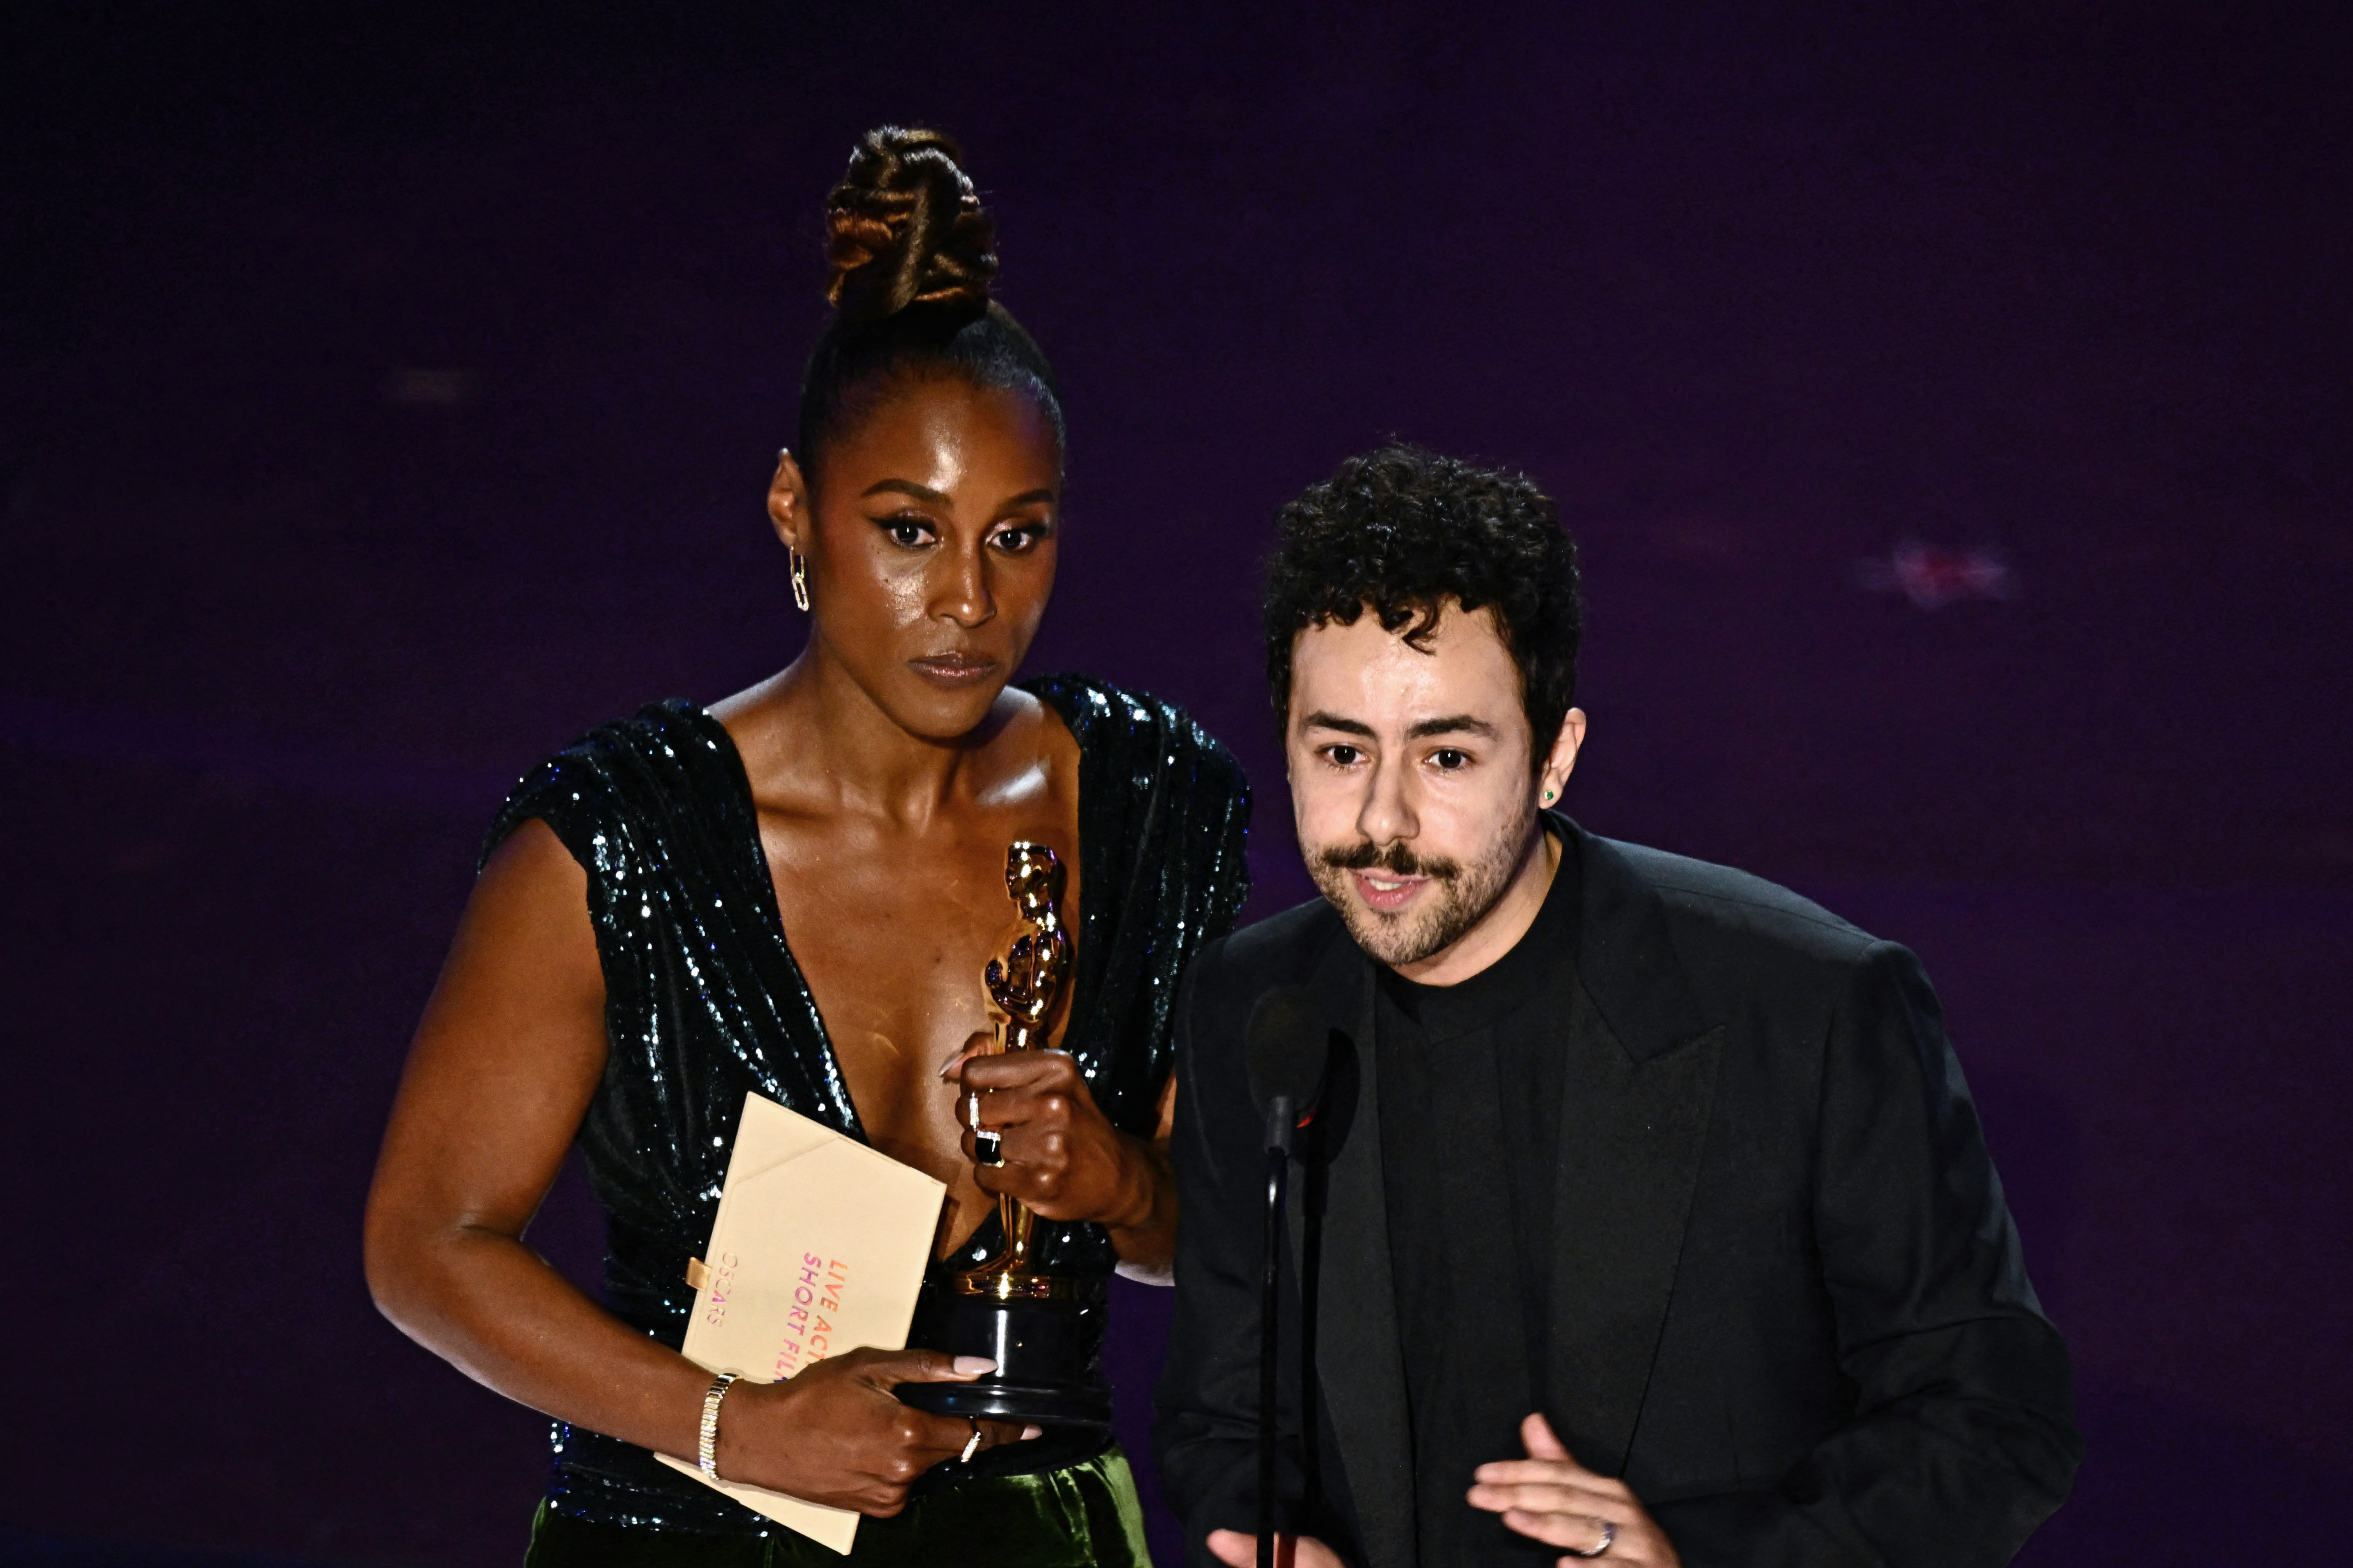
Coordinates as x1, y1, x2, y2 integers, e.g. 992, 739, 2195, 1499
1246, 986, 1328, 1155
1241, 986, 1326, 1568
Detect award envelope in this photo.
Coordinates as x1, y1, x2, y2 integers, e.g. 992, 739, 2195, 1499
654, 1089, 947, 1553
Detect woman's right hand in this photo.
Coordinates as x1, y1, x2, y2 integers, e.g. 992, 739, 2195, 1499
712, 1349, 1030, 1516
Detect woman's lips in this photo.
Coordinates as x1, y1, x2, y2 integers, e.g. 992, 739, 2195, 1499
908, 653, 1001, 687
1351, 868, 1430, 914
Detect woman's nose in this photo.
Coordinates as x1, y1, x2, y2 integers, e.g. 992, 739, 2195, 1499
932, 541, 995, 627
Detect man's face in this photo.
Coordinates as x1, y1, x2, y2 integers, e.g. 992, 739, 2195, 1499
1286, 600, 1561, 970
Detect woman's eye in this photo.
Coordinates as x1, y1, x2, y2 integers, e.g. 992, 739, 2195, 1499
990, 517, 1056, 553
1431, 749, 1469, 770
873, 512, 936, 548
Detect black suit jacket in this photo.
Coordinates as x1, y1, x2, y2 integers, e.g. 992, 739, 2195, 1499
1154, 819, 2080, 1567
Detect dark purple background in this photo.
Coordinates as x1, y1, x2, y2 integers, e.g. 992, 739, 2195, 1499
4, 5, 2349, 1564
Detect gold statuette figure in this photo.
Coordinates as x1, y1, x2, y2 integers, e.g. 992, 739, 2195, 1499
901, 838, 1110, 1430
960, 841, 1073, 1298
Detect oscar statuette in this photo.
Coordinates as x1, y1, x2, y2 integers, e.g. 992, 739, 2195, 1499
897, 841, 1114, 1432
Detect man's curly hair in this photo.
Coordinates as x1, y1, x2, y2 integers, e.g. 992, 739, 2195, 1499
1263, 444, 1581, 766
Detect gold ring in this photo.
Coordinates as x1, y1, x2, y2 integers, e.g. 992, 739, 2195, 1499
958, 1416, 985, 1464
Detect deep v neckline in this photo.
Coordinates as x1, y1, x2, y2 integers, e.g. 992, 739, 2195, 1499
683, 693, 1094, 1158
687, 705, 875, 1143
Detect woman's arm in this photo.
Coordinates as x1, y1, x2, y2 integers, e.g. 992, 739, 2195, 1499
364, 821, 1000, 1515
948, 1047, 1181, 1284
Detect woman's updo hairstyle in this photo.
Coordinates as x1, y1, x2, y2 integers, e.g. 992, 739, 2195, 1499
796, 127, 1065, 485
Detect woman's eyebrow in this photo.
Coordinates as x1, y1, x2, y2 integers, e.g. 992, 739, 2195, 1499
860, 478, 951, 503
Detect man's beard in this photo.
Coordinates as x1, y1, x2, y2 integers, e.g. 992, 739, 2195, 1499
1306, 797, 1536, 969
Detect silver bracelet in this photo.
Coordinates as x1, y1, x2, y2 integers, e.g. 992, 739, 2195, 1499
698, 1371, 740, 1480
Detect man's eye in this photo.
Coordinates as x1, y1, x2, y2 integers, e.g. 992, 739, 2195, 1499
1432, 749, 1469, 770
1326, 745, 1362, 766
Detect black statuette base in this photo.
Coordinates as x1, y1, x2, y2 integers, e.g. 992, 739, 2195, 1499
897, 1292, 1112, 1432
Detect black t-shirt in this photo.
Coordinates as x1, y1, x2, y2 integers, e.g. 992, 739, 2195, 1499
1375, 831, 1578, 1566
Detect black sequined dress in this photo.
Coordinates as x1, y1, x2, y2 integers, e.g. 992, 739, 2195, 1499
484, 674, 1250, 1539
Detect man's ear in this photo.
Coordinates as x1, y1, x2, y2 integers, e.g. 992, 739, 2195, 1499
1537, 708, 1587, 807
767, 449, 810, 552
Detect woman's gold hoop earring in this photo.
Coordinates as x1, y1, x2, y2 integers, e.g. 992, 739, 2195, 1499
790, 549, 810, 613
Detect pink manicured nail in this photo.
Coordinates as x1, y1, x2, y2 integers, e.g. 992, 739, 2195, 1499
951, 1356, 996, 1375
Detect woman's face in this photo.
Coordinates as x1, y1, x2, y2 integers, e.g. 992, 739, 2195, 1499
771, 376, 1062, 741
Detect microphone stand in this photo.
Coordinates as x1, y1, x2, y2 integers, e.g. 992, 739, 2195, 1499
1259, 1095, 1295, 1568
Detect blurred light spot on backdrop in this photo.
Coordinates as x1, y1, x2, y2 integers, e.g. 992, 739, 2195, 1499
1852, 539, 2019, 609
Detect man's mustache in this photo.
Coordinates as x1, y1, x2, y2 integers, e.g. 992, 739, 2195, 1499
1316, 840, 1462, 880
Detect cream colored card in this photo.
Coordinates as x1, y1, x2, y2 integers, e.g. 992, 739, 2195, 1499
653, 1089, 947, 1554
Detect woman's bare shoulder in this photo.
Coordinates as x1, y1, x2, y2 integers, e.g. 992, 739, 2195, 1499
478, 814, 587, 901
459, 819, 600, 994
704, 668, 789, 731
976, 684, 1078, 800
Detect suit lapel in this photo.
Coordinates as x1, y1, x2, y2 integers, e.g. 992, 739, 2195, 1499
1542, 823, 1725, 1475
1285, 922, 1416, 1568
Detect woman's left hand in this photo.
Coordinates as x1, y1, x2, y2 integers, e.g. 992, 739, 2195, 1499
943, 1033, 1157, 1229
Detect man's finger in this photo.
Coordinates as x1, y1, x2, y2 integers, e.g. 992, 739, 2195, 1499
1479, 1456, 1631, 1502
1472, 1459, 1589, 1486
1204, 1530, 1255, 1568
1466, 1480, 1621, 1519
1522, 1410, 1573, 1462
1497, 1505, 1624, 1551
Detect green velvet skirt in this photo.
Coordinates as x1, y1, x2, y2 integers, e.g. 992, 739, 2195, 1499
524, 1448, 1153, 1567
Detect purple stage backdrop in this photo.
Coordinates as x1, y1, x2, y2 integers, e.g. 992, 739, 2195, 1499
4, 5, 2348, 1565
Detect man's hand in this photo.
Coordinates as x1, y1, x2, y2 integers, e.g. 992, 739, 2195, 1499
1204, 1529, 1347, 1568
1467, 1413, 1682, 1566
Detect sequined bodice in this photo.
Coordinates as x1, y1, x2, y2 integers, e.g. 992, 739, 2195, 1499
484, 673, 1250, 1530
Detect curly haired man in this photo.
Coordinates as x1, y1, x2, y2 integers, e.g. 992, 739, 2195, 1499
1154, 445, 2079, 1568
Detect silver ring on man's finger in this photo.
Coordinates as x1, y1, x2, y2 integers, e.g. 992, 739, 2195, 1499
958, 1416, 985, 1465
1566, 1519, 1615, 1557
